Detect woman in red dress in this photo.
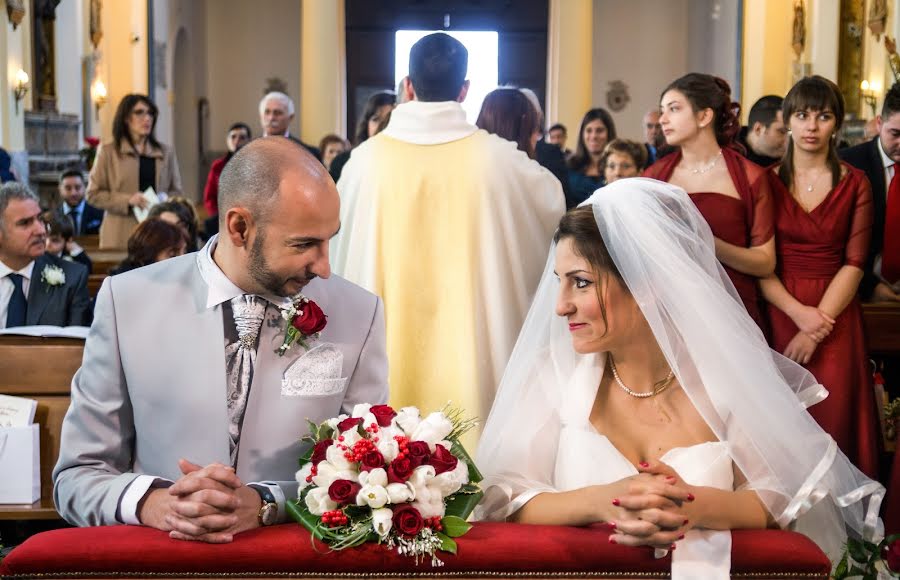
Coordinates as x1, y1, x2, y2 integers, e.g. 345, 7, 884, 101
761, 76, 878, 477
644, 73, 775, 335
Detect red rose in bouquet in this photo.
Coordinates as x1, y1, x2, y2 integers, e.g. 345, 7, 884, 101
328, 479, 361, 505
292, 300, 327, 335
337, 417, 363, 432
360, 449, 386, 472
430, 444, 459, 475
406, 440, 432, 468
310, 439, 333, 465
885, 539, 900, 572
392, 504, 424, 536
370, 404, 397, 427
388, 456, 414, 483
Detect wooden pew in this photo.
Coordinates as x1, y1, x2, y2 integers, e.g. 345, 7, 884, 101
0, 337, 84, 521
862, 302, 900, 355
72, 235, 99, 252
87, 274, 106, 297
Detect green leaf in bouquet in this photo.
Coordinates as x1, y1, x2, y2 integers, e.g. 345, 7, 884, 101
444, 487, 484, 520
847, 538, 871, 565
441, 515, 472, 538
833, 553, 849, 579
450, 440, 484, 483
285, 497, 327, 541
435, 532, 458, 555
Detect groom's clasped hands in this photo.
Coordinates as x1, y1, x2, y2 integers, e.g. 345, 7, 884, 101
603, 460, 695, 550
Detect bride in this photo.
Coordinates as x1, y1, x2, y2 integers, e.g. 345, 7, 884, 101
474, 178, 883, 577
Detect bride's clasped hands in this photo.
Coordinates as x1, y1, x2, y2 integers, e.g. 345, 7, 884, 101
602, 464, 694, 550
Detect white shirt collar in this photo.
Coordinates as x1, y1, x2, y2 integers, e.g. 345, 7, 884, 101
62, 199, 86, 216
196, 235, 292, 310
878, 137, 895, 169
380, 101, 478, 145
0, 259, 35, 282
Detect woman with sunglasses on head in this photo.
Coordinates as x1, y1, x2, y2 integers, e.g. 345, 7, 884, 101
87, 94, 183, 250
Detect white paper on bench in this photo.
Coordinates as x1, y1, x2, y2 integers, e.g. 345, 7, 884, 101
0, 394, 37, 427
0, 423, 40, 503
0, 325, 89, 339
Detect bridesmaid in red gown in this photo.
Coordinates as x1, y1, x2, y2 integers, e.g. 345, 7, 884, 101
644, 73, 775, 336
761, 76, 878, 478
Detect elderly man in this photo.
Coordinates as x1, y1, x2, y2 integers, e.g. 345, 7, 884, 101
642, 109, 665, 166
0, 182, 90, 328
258, 92, 320, 161
334, 33, 563, 442
53, 138, 387, 542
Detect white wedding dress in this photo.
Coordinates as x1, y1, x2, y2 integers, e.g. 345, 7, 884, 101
557, 422, 733, 579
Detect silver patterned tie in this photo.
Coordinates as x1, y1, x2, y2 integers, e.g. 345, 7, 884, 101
224, 295, 266, 466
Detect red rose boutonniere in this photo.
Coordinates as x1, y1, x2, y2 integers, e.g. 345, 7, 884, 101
276, 295, 327, 356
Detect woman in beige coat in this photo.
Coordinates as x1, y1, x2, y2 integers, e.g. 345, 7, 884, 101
87, 94, 183, 249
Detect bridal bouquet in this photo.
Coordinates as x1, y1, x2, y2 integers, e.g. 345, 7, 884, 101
288, 404, 483, 566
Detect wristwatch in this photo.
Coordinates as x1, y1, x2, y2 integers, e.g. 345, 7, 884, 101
249, 484, 278, 526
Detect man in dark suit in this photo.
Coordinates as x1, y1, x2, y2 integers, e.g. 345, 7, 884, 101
839, 82, 900, 303
0, 182, 91, 328
258, 92, 321, 161
55, 169, 103, 235
737, 95, 788, 168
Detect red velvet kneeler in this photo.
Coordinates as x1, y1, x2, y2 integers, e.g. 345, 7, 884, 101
0, 522, 831, 579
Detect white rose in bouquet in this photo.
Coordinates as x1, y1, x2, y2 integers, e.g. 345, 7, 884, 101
358, 467, 388, 487
312, 461, 358, 489
410, 412, 453, 449
296, 463, 314, 490
351, 403, 372, 418
386, 481, 416, 504
326, 442, 358, 471
408, 465, 445, 518
305, 486, 338, 515
357, 484, 389, 508
376, 436, 400, 463
371, 507, 393, 538
395, 406, 422, 434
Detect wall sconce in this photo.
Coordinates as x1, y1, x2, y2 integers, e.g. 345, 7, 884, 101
861, 80, 878, 118
13, 69, 28, 114
91, 79, 107, 120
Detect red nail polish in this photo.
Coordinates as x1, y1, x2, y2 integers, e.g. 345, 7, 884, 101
670, 544, 677, 550
608, 537, 617, 544
683, 519, 689, 526
686, 493, 695, 501
612, 498, 620, 506
678, 534, 685, 540
666, 476, 676, 482
639, 461, 649, 468
608, 521, 617, 529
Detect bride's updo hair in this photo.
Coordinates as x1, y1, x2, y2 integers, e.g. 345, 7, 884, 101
554, 206, 626, 333
662, 73, 741, 147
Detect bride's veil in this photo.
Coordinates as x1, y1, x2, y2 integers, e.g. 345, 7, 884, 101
475, 178, 883, 559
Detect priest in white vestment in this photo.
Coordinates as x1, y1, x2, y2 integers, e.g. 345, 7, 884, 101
333, 33, 565, 440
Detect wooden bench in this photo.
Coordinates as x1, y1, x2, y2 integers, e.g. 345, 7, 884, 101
863, 302, 900, 355
72, 235, 99, 252
88, 274, 107, 297
0, 337, 84, 521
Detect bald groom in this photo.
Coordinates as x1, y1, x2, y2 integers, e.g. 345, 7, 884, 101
54, 138, 388, 542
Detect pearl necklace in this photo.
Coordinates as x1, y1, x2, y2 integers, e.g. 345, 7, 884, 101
686, 151, 722, 175
608, 354, 675, 399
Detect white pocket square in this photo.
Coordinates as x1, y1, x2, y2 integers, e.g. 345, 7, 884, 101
281, 343, 347, 397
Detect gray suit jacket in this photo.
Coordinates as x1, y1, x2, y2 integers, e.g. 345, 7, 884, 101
52, 253, 388, 527
26, 254, 91, 326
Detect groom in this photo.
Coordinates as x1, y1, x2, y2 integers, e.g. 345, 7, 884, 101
53, 138, 388, 542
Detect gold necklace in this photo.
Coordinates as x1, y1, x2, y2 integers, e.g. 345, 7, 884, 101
608, 354, 675, 399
